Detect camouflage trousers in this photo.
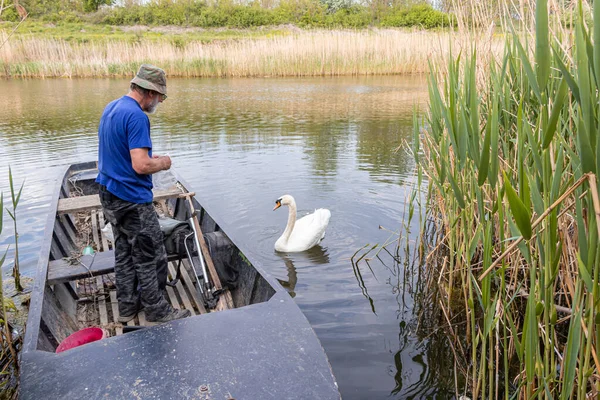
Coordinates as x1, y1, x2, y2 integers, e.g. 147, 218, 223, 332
99, 185, 172, 320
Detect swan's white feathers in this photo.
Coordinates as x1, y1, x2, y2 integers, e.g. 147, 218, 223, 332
274, 195, 331, 252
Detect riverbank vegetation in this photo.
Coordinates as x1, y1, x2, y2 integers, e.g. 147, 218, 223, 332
0, 170, 26, 399
0, 0, 461, 78
405, 0, 600, 398
1, 27, 501, 78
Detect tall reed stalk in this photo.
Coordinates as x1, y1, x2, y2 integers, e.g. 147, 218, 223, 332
7, 167, 23, 293
411, 0, 600, 397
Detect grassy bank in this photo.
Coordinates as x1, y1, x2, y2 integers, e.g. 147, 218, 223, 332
405, 0, 600, 398
0, 26, 503, 78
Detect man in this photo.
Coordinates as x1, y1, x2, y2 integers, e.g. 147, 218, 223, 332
96, 64, 191, 323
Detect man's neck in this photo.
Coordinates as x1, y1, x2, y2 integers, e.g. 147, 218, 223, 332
127, 91, 144, 107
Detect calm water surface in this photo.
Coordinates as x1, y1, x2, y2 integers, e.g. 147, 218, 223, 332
0, 76, 454, 398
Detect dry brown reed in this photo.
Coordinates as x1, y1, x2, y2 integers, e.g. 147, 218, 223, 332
0, 28, 505, 78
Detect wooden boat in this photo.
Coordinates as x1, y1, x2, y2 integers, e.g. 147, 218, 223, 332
21, 161, 340, 399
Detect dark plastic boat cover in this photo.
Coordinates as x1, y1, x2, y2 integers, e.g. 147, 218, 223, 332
20, 292, 340, 400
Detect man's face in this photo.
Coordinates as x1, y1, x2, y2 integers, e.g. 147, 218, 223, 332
144, 91, 164, 114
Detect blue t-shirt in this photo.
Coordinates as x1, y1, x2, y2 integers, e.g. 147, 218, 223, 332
96, 96, 153, 204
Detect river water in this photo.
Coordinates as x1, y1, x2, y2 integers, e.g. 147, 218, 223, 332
0, 76, 454, 398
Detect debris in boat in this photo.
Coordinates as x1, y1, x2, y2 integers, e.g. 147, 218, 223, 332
101, 223, 114, 242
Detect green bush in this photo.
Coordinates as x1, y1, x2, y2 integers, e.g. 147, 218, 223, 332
0, 7, 20, 22
380, 4, 453, 29
326, 6, 371, 28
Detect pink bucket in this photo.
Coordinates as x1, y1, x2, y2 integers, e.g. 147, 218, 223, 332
56, 327, 105, 353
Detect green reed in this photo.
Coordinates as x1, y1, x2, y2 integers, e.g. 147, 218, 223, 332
7, 167, 23, 293
413, 0, 600, 398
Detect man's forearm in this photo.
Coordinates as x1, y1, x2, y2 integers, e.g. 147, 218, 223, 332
133, 157, 168, 175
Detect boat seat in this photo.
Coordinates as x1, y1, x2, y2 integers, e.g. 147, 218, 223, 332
47, 249, 187, 285
47, 251, 116, 285
57, 188, 191, 215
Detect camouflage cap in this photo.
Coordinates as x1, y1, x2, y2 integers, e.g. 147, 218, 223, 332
131, 64, 167, 98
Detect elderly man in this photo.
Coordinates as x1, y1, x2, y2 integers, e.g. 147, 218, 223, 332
96, 64, 190, 323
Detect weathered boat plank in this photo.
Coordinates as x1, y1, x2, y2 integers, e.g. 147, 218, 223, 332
165, 286, 181, 310
180, 260, 207, 314
91, 210, 101, 250
138, 310, 149, 326
57, 188, 187, 214
96, 277, 109, 327
58, 215, 77, 247
47, 250, 114, 285
23, 163, 70, 353
167, 263, 196, 315
42, 289, 78, 345
109, 291, 123, 336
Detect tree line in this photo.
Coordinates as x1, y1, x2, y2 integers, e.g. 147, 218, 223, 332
1, 0, 454, 29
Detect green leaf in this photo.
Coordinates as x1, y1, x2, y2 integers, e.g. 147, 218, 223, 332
489, 95, 500, 188
468, 224, 482, 261
514, 34, 542, 102
529, 173, 545, 216
458, 108, 468, 169
8, 166, 15, 207
469, 53, 480, 161
542, 77, 568, 149
478, 120, 491, 186
15, 181, 24, 208
553, 46, 580, 103
523, 285, 538, 384
560, 288, 582, 400
575, 13, 595, 149
503, 172, 532, 240
535, 0, 550, 91
525, 115, 544, 177
548, 241, 563, 288
448, 172, 465, 209
577, 252, 593, 292
520, 167, 531, 213
412, 110, 420, 165
577, 116, 596, 173
594, 0, 600, 86
550, 147, 565, 202
507, 313, 522, 360
483, 297, 498, 337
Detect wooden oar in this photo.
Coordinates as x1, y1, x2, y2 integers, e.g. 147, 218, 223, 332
184, 194, 234, 311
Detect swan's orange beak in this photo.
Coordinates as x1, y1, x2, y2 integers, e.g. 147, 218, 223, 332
273, 201, 281, 211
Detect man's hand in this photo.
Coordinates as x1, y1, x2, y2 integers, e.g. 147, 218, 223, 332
131, 149, 171, 174
159, 155, 172, 170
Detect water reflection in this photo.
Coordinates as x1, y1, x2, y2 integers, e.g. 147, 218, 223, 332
276, 257, 298, 298
275, 245, 330, 298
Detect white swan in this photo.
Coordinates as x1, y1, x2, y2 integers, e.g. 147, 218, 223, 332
273, 194, 331, 252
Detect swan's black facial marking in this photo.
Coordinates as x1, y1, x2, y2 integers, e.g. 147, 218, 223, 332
273, 198, 282, 211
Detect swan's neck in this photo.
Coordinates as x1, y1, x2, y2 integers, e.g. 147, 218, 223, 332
281, 201, 297, 244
